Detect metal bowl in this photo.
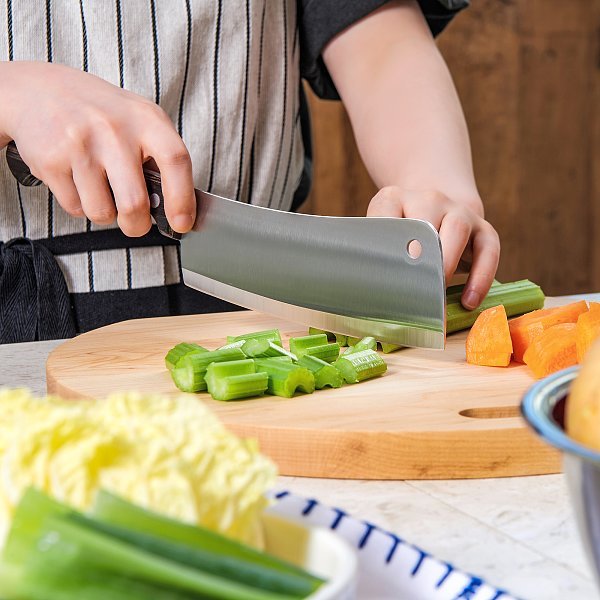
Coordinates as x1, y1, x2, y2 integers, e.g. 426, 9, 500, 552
522, 366, 600, 588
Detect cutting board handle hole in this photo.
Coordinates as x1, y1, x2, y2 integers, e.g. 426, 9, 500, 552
459, 406, 520, 419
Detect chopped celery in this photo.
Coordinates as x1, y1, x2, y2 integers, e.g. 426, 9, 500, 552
343, 336, 376, 356
289, 335, 339, 362
289, 334, 327, 355
217, 339, 247, 351
205, 359, 268, 401
303, 343, 340, 363
254, 359, 315, 398
447, 279, 545, 333
242, 338, 297, 360
227, 329, 283, 347
165, 342, 207, 371
346, 336, 360, 347
297, 355, 343, 389
380, 342, 402, 354
334, 349, 387, 383
92, 490, 319, 582
308, 327, 347, 347
171, 348, 246, 393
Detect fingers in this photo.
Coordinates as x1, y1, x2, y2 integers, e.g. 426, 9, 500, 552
144, 128, 195, 233
367, 187, 405, 218
438, 210, 472, 283
44, 172, 84, 218
72, 159, 117, 226
105, 156, 152, 237
461, 224, 500, 310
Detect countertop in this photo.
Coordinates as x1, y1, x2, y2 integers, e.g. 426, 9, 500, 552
1, 339, 597, 600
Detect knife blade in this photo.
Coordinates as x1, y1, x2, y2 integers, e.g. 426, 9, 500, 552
6, 141, 446, 348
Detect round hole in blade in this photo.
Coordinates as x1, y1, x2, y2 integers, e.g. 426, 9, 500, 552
406, 239, 422, 260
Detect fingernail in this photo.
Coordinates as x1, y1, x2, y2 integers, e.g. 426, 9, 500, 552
463, 290, 481, 310
172, 213, 194, 232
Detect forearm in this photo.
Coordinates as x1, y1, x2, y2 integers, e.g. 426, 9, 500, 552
323, 0, 481, 215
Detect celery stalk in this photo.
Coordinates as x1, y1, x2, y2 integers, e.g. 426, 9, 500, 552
308, 327, 347, 347
227, 329, 283, 346
297, 355, 343, 389
304, 343, 340, 363
164, 343, 208, 371
205, 359, 268, 401
242, 339, 297, 360
254, 359, 315, 397
446, 279, 545, 333
334, 349, 387, 384
171, 348, 246, 393
380, 342, 402, 353
343, 336, 376, 356
346, 336, 360, 347
289, 334, 328, 357
217, 339, 247, 351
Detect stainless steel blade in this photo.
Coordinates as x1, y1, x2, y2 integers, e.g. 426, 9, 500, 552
181, 190, 445, 349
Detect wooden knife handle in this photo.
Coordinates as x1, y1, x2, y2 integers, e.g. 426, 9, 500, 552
5, 141, 181, 240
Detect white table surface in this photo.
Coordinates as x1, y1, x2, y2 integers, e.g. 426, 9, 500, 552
0, 338, 596, 600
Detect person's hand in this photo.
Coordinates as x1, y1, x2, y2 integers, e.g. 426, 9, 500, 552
0, 61, 195, 237
367, 187, 500, 310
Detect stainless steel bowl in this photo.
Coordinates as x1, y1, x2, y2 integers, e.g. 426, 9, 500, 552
521, 366, 600, 588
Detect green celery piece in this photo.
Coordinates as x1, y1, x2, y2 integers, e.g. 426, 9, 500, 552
92, 490, 317, 582
206, 358, 256, 379
334, 349, 387, 384
346, 336, 361, 347
165, 343, 208, 371
254, 359, 315, 398
343, 337, 377, 356
380, 342, 402, 354
64, 513, 320, 598
297, 355, 343, 389
227, 329, 283, 347
34, 514, 302, 600
289, 334, 328, 358
171, 347, 246, 393
242, 339, 297, 360
446, 279, 545, 333
208, 373, 269, 402
308, 327, 347, 347
304, 343, 340, 363
217, 339, 247, 350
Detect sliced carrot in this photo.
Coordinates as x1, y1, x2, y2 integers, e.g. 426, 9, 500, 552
508, 300, 588, 363
466, 305, 512, 367
576, 309, 600, 363
523, 322, 577, 378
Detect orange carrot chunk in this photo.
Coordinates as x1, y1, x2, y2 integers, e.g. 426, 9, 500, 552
466, 305, 513, 367
576, 309, 600, 363
523, 322, 577, 379
508, 300, 588, 363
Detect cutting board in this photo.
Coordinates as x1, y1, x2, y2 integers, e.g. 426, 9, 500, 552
46, 299, 580, 480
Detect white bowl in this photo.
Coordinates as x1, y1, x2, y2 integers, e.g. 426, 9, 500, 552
262, 512, 357, 599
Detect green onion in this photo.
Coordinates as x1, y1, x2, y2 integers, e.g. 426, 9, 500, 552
297, 355, 343, 389
254, 359, 315, 398
227, 329, 283, 347
205, 359, 268, 401
334, 349, 387, 384
171, 348, 246, 393
308, 327, 347, 347
447, 279, 545, 333
92, 490, 318, 582
242, 338, 297, 360
165, 343, 208, 371
343, 336, 376, 356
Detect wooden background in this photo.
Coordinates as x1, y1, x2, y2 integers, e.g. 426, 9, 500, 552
302, 0, 600, 296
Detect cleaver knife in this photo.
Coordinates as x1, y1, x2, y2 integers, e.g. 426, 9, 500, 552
6, 141, 446, 348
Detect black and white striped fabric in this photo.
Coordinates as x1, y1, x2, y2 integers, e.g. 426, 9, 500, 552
0, 0, 467, 339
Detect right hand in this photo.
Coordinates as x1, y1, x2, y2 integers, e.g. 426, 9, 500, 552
0, 61, 196, 236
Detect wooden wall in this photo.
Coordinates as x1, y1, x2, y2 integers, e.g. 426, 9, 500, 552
302, 0, 600, 296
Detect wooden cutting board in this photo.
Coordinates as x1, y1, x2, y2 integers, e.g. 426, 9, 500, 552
46, 298, 579, 480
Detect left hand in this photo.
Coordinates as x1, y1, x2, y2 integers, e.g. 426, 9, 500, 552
367, 187, 500, 310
